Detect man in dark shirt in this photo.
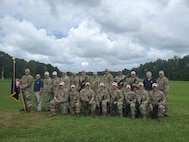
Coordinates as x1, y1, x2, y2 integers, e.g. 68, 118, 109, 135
143, 71, 156, 91
34, 74, 43, 112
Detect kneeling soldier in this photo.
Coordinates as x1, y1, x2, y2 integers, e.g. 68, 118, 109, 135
49, 82, 69, 117
123, 85, 136, 118
110, 82, 123, 117
96, 82, 110, 118
149, 83, 166, 122
69, 84, 80, 116
80, 82, 96, 117
135, 82, 149, 119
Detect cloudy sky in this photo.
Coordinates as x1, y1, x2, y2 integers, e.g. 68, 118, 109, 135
0, 0, 189, 72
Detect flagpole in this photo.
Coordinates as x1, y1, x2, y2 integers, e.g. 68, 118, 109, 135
12, 57, 26, 111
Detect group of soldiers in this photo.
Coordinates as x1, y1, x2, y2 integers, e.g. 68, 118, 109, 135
19, 68, 169, 122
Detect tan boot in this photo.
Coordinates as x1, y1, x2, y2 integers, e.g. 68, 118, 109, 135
158, 117, 163, 123
91, 111, 95, 118
120, 114, 123, 118
132, 116, 135, 119
76, 113, 80, 117
49, 112, 56, 117
143, 116, 146, 120
102, 113, 106, 118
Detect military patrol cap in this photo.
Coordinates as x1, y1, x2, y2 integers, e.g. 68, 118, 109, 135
99, 82, 105, 86
139, 82, 144, 86
44, 71, 49, 76
71, 84, 75, 88
126, 85, 131, 88
131, 71, 136, 75
59, 82, 65, 86
159, 70, 164, 75
25, 68, 30, 72
112, 82, 118, 86
152, 83, 158, 87
52, 71, 57, 76
85, 82, 90, 86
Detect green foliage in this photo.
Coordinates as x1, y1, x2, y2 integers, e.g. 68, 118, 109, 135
0, 80, 189, 142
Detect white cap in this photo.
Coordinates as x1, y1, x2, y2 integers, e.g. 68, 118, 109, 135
59, 82, 65, 86
159, 70, 164, 75
152, 83, 158, 87
112, 82, 118, 86
71, 84, 75, 88
85, 82, 90, 86
52, 71, 57, 76
99, 82, 105, 86
25, 68, 30, 72
93, 72, 97, 75
131, 71, 136, 75
44, 71, 49, 76
126, 85, 131, 88
139, 82, 144, 86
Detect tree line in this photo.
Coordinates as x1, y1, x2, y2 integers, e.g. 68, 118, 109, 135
1, 51, 189, 81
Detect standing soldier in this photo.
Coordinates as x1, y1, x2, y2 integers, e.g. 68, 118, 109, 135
52, 71, 60, 99
128, 71, 140, 92
60, 71, 70, 90
96, 82, 110, 118
34, 74, 43, 112
143, 71, 156, 91
69, 85, 80, 116
157, 70, 169, 116
114, 70, 128, 92
91, 72, 99, 94
70, 72, 80, 91
123, 85, 136, 118
80, 82, 96, 117
110, 82, 124, 117
135, 82, 149, 119
49, 82, 69, 117
79, 70, 90, 92
43, 71, 52, 111
20, 68, 33, 112
103, 68, 113, 94
149, 83, 166, 122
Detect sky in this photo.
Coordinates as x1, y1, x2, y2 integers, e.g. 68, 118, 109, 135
0, 0, 189, 72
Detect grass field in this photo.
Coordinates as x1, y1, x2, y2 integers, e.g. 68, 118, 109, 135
0, 79, 189, 142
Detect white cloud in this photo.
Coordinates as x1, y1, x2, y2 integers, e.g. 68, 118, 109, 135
0, 0, 189, 72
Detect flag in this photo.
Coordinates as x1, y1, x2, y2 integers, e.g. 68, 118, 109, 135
10, 57, 20, 102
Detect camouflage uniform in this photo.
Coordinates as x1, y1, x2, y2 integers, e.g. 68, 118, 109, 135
157, 76, 169, 114
149, 90, 166, 118
123, 90, 136, 117
70, 74, 80, 91
79, 75, 90, 91
104, 73, 113, 93
69, 90, 80, 115
110, 88, 123, 116
50, 87, 69, 114
80, 88, 96, 116
43, 76, 52, 111
60, 75, 70, 90
52, 77, 60, 98
96, 87, 110, 115
20, 74, 33, 111
128, 77, 140, 92
91, 76, 99, 94
135, 89, 149, 118
114, 74, 128, 92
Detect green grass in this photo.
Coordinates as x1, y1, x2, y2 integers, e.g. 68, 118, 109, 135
0, 80, 189, 142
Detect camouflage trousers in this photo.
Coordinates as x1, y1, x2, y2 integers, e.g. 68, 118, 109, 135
50, 100, 68, 114
139, 102, 148, 117
44, 92, 51, 111
69, 103, 80, 114
111, 102, 123, 115
130, 103, 136, 117
22, 90, 32, 109
149, 104, 165, 118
